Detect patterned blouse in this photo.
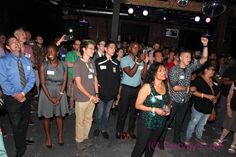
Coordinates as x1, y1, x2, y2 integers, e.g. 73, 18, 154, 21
141, 82, 169, 130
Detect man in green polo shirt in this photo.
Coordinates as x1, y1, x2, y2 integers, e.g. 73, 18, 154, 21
65, 39, 81, 112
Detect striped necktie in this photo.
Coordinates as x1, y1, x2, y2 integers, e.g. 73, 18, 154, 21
17, 59, 26, 88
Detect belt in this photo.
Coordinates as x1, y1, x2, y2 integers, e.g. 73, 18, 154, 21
121, 84, 141, 88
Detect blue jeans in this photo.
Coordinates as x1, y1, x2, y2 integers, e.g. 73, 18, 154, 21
186, 106, 210, 140
96, 100, 113, 130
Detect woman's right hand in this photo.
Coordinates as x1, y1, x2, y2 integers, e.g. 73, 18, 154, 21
205, 94, 216, 101
155, 108, 168, 116
50, 97, 60, 105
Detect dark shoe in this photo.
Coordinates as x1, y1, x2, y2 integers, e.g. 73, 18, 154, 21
28, 120, 35, 126
26, 139, 35, 145
101, 131, 109, 139
46, 144, 52, 149
58, 142, 64, 146
26, 139, 35, 143
158, 142, 165, 150
121, 132, 129, 139
15, 151, 25, 157
93, 129, 100, 137
129, 132, 136, 139
115, 132, 122, 139
178, 142, 187, 149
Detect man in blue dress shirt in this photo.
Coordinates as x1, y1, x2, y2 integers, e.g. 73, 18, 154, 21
0, 36, 35, 157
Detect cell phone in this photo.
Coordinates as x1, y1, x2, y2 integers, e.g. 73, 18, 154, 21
64, 35, 73, 41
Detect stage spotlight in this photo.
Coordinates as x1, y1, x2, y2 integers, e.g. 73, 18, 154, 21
143, 9, 148, 16
128, 7, 134, 14
69, 29, 73, 33
195, 16, 200, 22
163, 17, 167, 20
205, 17, 211, 23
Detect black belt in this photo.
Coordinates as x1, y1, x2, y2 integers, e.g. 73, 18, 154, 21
121, 84, 141, 88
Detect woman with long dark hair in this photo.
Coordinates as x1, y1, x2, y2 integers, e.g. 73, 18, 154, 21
185, 63, 220, 145
131, 62, 170, 157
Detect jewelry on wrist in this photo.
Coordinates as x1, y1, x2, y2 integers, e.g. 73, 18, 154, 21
201, 93, 204, 98
151, 107, 155, 114
21, 92, 25, 96
203, 45, 208, 48
186, 86, 190, 93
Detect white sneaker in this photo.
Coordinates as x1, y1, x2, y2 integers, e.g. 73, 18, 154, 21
195, 138, 207, 146
213, 139, 223, 146
184, 139, 190, 146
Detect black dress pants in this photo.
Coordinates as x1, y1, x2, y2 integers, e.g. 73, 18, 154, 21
4, 94, 30, 156
116, 84, 140, 134
159, 102, 188, 144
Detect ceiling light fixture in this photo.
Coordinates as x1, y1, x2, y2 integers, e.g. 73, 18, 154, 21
177, 0, 189, 7
143, 9, 148, 16
205, 17, 211, 23
128, 7, 134, 14
195, 16, 200, 22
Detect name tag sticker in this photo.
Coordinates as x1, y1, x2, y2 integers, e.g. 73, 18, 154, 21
27, 66, 31, 70
179, 75, 185, 79
213, 82, 219, 86
47, 70, 55, 75
25, 53, 31, 58
100, 65, 107, 70
113, 67, 116, 73
88, 74, 93, 79
138, 66, 144, 70
155, 95, 163, 100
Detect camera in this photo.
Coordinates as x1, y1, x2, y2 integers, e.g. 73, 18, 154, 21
64, 35, 73, 41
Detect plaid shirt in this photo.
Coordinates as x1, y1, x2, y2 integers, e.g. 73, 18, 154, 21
169, 60, 202, 103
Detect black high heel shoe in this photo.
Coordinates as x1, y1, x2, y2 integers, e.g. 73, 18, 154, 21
46, 144, 52, 149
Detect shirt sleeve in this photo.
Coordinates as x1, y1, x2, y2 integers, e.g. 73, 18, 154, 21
169, 67, 179, 87
0, 58, 17, 95
188, 59, 202, 73
120, 57, 129, 69
65, 52, 72, 62
73, 61, 81, 79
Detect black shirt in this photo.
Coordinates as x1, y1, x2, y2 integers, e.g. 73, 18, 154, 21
221, 65, 236, 97
192, 76, 220, 114
95, 56, 121, 101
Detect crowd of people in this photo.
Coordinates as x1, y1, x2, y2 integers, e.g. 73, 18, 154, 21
0, 28, 235, 157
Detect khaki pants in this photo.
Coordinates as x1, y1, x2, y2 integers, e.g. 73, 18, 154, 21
75, 101, 95, 143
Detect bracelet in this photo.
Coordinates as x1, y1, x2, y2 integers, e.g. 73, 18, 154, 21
201, 93, 204, 98
151, 107, 155, 113
59, 92, 64, 95
203, 45, 208, 48
135, 61, 140, 65
21, 92, 25, 96
186, 86, 190, 93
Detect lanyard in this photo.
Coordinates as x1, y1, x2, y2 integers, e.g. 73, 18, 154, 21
81, 58, 94, 73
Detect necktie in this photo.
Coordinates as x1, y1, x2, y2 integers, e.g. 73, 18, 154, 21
17, 59, 26, 88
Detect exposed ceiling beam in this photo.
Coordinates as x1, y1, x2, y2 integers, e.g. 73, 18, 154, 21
125, 0, 202, 12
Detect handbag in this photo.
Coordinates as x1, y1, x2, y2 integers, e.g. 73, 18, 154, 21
208, 107, 216, 122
